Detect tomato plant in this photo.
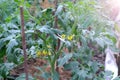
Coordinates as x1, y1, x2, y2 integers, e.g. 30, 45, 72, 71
0, 0, 118, 80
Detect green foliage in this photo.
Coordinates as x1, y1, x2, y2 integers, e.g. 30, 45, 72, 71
0, 63, 14, 79
15, 73, 35, 80
0, 0, 118, 79
0, 0, 17, 23
58, 53, 73, 66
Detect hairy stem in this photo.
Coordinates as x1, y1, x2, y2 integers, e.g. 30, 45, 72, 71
20, 6, 28, 80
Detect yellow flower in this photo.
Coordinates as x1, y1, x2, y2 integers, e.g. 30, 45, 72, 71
61, 34, 66, 39
43, 50, 48, 56
36, 50, 51, 57
67, 35, 75, 41
36, 51, 42, 56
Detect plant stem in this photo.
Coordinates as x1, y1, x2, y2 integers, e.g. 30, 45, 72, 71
50, 43, 65, 74
20, 6, 28, 80
54, 0, 60, 51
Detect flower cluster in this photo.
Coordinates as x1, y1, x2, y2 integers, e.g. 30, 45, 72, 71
61, 34, 75, 41
36, 50, 51, 57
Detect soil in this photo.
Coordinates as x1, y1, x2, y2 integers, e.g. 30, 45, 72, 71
10, 58, 71, 80
9, 53, 105, 80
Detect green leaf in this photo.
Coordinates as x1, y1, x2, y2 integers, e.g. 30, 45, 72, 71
0, 39, 5, 49
55, 5, 63, 16
3, 35, 16, 42
58, 15, 68, 30
7, 53, 18, 64
0, 63, 14, 78
71, 74, 78, 80
40, 72, 51, 79
64, 61, 79, 70
25, 30, 34, 34
65, 41, 72, 50
91, 61, 99, 73
77, 70, 88, 78
81, 16, 93, 28
51, 28, 62, 34
7, 23, 18, 29
6, 39, 18, 54
80, 35, 87, 46
39, 25, 50, 33
78, 76, 85, 80
39, 25, 58, 39
0, 75, 3, 80
0, 64, 9, 78
52, 71, 59, 80
95, 37, 104, 48
0, 47, 6, 62
58, 53, 73, 66
8, 30, 20, 34
16, 73, 35, 80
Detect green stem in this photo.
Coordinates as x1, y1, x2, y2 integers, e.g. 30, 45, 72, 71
48, 53, 55, 76
52, 43, 65, 70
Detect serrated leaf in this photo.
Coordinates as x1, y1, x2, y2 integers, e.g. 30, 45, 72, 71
0, 47, 6, 59
65, 41, 71, 47
55, 5, 63, 15
6, 39, 18, 54
64, 61, 79, 70
3, 34, 16, 42
92, 61, 99, 73
102, 32, 116, 44
80, 35, 87, 46
8, 30, 20, 34
95, 37, 104, 48
7, 53, 18, 64
52, 71, 59, 80
0, 63, 14, 78
103, 37, 113, 46
58, 16, 67, 30
39, 25, 58, 39
71, 74, 78, 80
0, 65, 9, 78
25, 30, 34, 34
58, 54, 73, 66
16, 73, 34, 80
7, 23, 18, 29
78, 76, 85, 80
82, 16, 93, 28
51, 28, 62, 34
39, 25, 50, 33
0, 39, 5, 49
77, 70, 88, 78
41, 72, 51, 79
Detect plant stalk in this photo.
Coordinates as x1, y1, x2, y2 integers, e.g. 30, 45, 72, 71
54, 0, 60, 51
20, 6, 29, 80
